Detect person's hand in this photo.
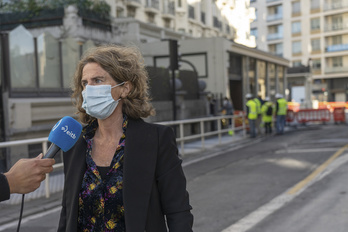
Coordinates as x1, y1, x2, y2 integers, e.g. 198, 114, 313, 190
4, 154, 55, 194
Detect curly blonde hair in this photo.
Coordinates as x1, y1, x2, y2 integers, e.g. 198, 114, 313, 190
72, 44, 155, 124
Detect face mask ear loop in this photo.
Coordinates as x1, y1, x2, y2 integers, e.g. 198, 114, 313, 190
111, 82, 125, 89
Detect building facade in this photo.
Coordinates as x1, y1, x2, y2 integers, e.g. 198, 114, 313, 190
251, 0, 348, 103
107, 0, 256, 47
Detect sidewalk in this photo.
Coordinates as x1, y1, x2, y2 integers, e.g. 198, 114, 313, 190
0, 129, 265, 226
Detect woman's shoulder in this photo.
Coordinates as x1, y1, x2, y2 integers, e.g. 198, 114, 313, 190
128, 118, 174, 134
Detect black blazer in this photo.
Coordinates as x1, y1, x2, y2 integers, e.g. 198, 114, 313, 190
58, 118, 193, 232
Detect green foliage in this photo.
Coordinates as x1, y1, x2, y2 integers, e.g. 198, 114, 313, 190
0, 0, 110, 18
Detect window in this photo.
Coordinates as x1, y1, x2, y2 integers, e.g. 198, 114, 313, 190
269, 43, 283, 56
127, 6, 136, 18
332, 57, 342, 67
292, 41, 302, 54
188, 5, 195, 19
310, 0, 320, 10
293, 61, 302, 67
310, 18, 320, 31
311, 38, 320, 52
312, 59, 321, 70
292, 1, 301, 15
332, 15, 343, 30
332, 35, 342, 45
267, 5, 282, 21
250, 28, 258, 38
292, 21, 301, 34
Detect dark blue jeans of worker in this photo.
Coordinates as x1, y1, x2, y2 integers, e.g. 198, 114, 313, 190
249, 119, 256, 138
276, 115, 286, 134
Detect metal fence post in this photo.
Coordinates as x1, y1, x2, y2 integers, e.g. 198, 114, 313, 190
200, 121, 205, 150
42, 141, 50, 198
180, 123, 184, 156
217, 117, 222, 145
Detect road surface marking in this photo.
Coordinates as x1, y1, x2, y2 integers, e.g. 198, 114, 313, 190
221, 144, 348, 232
288, 144, 348, 195
275, 148, 340, 154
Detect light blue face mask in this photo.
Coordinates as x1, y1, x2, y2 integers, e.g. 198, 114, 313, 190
82, 82, 125, 120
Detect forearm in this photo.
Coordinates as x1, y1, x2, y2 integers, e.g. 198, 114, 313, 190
0, 173, 10, 202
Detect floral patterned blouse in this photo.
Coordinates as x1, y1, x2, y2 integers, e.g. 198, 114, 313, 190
77, 116, 128, 231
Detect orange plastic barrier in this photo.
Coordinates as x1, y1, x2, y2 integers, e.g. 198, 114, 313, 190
286, 109, 296, 122
296, 109, 331, 123
333, 107, 346, 123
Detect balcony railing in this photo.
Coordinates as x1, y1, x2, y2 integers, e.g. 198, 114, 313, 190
324, 0, 348, 11
325, 66, 348, 73
146, 0, 159, 10
267, 13, 282, 21
326, 43, 348, 52
267, 33, 283, 40
324, 22, 348, 32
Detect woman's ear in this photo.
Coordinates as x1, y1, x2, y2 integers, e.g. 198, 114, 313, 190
121, 81, 132, 98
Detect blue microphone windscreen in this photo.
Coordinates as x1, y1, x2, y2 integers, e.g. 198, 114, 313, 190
48, 116, 82, 152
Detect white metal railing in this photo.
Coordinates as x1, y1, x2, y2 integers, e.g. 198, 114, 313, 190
0, 113, 247, 198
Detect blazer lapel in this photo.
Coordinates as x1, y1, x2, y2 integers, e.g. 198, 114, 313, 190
64, 136, 87, 231
123, 119, 158, 231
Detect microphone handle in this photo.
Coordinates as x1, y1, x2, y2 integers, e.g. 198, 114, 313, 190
43, 143, 61, 159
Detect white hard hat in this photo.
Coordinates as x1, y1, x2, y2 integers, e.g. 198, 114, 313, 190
275, 93, 283, 98
264, 97, 270, 101
245, 93, 253, 99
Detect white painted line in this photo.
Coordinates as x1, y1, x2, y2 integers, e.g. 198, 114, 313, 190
0, 206, 62, 231
221, 152, 348, 232
275, 148, 340, 154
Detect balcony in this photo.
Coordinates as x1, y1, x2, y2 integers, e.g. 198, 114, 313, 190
267, 13, 282, 22
162, 1, 175, 19
325, 66, 348, 73
324, 0, 348, 11
145, 0, 160, 14
326, 43, 348, 52
324, 22, 348, 32
267, 33, 283, 40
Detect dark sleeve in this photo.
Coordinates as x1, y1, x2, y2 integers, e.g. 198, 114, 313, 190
276, 101, 279, 113
156, 126, 193, 232
246, 104, 250, 115
0, 173, 10, 202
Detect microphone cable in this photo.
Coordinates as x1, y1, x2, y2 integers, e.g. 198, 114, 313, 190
16, 194, 25, 232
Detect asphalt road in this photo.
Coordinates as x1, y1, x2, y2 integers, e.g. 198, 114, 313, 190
1, 124, 348, 232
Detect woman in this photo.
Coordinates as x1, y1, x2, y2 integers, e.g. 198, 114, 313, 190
58, 45, 193, 231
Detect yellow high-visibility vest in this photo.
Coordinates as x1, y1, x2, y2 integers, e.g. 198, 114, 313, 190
246, 99, 257, 120
277, 98, 287, 115
254, 98, 261, 115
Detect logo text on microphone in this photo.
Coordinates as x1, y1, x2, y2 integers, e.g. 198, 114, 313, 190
61, 125, 77, 139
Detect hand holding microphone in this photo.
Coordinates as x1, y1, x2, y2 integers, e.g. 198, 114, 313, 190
3, 117, 81, 196
43, 116, 82, 159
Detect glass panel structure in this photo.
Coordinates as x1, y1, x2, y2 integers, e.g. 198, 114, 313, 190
9, 25, 36, 88
37, 33, 60, 88
62, 37, 80, 88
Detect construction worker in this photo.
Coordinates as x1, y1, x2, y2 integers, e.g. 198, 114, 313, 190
246, 93, 257, 138
254, 95, 262, 135
275, 93, 287, 135
261, 97, 273, 134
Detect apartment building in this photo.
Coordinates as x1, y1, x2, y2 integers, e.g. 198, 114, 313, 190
106, 0, 256, 47
251, 0, 348, 103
